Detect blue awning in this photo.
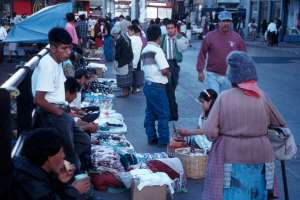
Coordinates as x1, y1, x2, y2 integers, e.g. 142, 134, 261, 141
5, 3, 72, 43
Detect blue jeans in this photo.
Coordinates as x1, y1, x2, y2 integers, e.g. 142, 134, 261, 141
143, 81, 170, 144
224, 164, 268, 200
205, 71, 231, 94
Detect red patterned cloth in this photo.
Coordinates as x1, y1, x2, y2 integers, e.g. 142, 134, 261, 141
147, 160, 179, 180
95, 38, 103, 48
90, 172, 124, 191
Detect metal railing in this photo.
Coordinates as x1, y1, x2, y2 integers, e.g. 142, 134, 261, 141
1, 45, 49, 89
0, 45, 50, 160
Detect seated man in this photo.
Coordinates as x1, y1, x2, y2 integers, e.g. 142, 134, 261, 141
32, 28, 91, 171
13, 128, 90, 200
65, 77, 98, 134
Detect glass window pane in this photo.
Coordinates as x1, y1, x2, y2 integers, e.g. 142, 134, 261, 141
147, 7, 157, 19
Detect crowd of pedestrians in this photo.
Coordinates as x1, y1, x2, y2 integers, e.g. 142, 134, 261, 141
3, 9, 290, 200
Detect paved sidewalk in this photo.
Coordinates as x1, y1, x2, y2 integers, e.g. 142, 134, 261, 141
245, 39, 300, 56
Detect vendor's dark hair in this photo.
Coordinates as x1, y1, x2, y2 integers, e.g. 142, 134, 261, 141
22, 128, 63, 166
162, 18, 170, 25
66, 12, 75, 22
48, 27, 72, 45
75, 68, 90, 80
199, 89, 218, 118
146, 25, 161, 42
65, 77, 81, 94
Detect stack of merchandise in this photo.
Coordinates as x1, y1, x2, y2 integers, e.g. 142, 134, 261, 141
82, 77, 188, 195
97, 78, 118, 91
129, 169, 174, 200
85, 48, 105, 63
87, 62, 107, 78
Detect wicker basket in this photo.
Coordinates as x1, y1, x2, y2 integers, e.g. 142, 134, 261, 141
175, 147, 208, 180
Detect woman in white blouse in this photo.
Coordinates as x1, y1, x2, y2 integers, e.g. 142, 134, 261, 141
128, 25, 143, 93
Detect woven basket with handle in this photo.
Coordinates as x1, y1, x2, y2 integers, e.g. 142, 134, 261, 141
175, 147, 208, 180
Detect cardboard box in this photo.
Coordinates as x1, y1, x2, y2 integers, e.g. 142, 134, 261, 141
130, 180, 168, 200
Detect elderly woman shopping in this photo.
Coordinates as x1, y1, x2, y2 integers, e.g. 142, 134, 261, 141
202, 51, 286, 200
111, 25, 134, 97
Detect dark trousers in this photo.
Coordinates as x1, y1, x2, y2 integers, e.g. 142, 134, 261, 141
34, 109, 91, 171
0, 42, 4, 63
267, 31, 277, 46
166, 59, 180, 121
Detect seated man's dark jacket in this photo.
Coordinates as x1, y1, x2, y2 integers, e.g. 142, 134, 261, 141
13, 156, 81, 200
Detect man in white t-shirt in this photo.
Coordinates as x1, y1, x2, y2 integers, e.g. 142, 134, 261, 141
141, 25, 170, 146
32, 27, 89, 170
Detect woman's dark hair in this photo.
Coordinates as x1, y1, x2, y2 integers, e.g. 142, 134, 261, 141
22, 128, 63, 166
146, 25, 161, 42
128, 24, 141, 34
66, 13, 75, 22
65, 77, 81, 94
199, 89, 218, 118
104, 21, 111, 34
48, 27, 72, 45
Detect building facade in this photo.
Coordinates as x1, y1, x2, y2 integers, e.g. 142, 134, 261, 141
286, 0, 300, 40
0, 0, 12, 18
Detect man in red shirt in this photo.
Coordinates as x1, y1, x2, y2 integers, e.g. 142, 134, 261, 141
196, 11, 246, 93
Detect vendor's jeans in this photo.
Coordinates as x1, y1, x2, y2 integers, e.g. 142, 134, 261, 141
205, 71, 231, 94
143, 81, 170, 144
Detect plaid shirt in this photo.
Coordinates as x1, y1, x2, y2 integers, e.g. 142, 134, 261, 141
76, 20, 88, 39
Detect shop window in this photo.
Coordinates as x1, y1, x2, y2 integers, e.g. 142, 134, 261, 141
146, 7, 157, 19
260, 1, 268, 22
250, 1, 258, 21
158, 8, 172, 19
